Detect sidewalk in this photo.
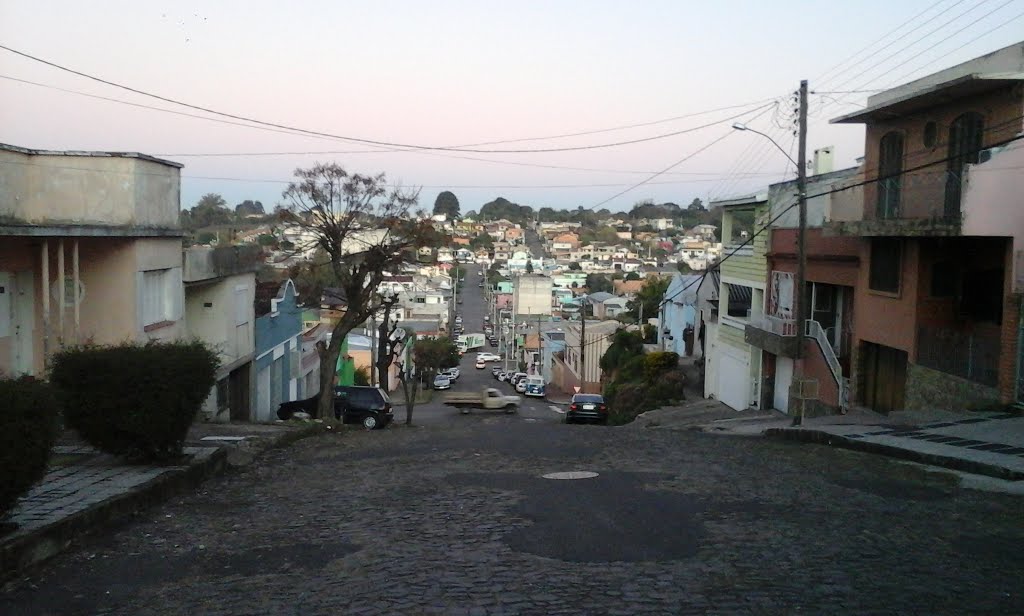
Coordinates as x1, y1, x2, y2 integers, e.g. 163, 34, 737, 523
1, 421, 322, 578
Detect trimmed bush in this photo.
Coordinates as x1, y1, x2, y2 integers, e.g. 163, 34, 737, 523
0, 377, 59, 517
643, 352, 680, 380
51, 341, 218, 461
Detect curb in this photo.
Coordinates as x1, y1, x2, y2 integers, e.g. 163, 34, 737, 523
765, 427, 1024, 481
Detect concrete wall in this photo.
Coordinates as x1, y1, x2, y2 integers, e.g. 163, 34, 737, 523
0, 149, 180, 228
185, 272, 256, 368
513, 275, 553, 316
904, 363, 1000, 411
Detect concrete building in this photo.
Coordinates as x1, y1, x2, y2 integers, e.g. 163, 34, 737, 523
0, 144, 185, 377
828, 42, 1024, 413
183, 245, 261, 422
513, 274, 553, 317
556, 320, 619, 394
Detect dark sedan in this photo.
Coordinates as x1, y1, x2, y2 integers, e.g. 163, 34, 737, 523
565, 393, 609, 425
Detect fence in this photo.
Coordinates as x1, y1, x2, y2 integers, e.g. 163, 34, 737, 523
916, 326, 999, 387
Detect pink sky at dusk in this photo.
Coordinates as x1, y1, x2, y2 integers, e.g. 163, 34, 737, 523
2, 0, 1022, 214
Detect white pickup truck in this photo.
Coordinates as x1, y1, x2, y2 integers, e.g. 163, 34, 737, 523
443, 388, 521, 414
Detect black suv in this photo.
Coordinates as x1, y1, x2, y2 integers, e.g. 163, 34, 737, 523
335, 386, 394, 429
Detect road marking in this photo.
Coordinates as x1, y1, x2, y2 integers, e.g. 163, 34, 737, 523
542, 471, 599, 480
549, 405, 565, 414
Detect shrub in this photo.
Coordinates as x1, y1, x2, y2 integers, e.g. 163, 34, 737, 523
0, 377, 59, 516
51, 341, 219, 461
643, 352, 680, 381
608, 382, 655, 425
354, 366, 370, 386
645, 369, 688, 406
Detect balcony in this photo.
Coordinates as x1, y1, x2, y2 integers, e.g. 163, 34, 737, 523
744, 314, 800, 357
827, 169, 967, 237
183, 245, 263, 283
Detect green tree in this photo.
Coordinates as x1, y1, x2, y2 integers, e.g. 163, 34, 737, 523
469, 233, 494, 250
567, 262, 582, 271
525, 260, 534, 274
676, 261, 694, 274
235, 199, 266, 217
196, 231, 217, 245
625, 271, 640, 281
432, 191, 461, 219
628, 276, 671, 323
414, 337, 460, 388
257, 233, 277, 247
585, 273, 613, 293
184, 193, 232, 230
688, 197, 704, 211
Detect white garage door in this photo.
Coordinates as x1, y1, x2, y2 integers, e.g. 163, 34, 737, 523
774, 357, 793, 414
718, 353, 750, 411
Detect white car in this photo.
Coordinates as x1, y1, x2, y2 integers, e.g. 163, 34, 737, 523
475, 358, 486, 369
444, 367, 460, 380
515, 380, 527, 394
477, 352, 501, 362
433, 374, 451, 390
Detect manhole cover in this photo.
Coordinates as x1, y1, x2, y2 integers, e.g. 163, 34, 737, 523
541, 471, 599, 480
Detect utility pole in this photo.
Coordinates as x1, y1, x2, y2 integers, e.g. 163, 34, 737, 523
537, 313, 542, 376
793, 79, 809, 426
579, 300, 587, 393
369, 314, 377, 387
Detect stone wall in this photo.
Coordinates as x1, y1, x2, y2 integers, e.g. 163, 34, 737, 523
904, 363, 1001, 412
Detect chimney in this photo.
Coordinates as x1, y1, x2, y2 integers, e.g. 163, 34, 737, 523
813, 146, 834, 175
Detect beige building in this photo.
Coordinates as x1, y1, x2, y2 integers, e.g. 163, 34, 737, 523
512, 274, 553, 317
0, 144, 185, 377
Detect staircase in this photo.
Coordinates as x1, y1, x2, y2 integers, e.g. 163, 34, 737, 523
805, 320, 848, 412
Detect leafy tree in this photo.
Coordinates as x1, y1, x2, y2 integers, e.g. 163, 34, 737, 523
478, 197, 534, 224
676, 261, 694, 274
611, 271, 625, 281
567, 262, 582, 271
464, 210, 478, 219
628, 276, 671, 323
184, 193, 232, 230
257, 233, 277, 247
432, 191, 461, 219
469, 233, 494, 250
235, 199, 265, 217
279, 163, 438, 419
585, 273, 613, 294
688, 198, 704, 211
413, 337, 460, 388
525, 260, 534, 274
600, 330, 645, 377
625, 272, 640, 281
196, 231, 217, 245
353, 366, 370, 386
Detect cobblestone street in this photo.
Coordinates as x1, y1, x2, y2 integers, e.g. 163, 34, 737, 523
3, 416, 1023, 615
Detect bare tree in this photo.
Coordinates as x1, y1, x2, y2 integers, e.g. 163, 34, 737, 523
280, 163, 438, 420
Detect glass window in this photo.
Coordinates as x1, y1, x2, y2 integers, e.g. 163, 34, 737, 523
869, 239, 901, 293
877, 131, 904, 219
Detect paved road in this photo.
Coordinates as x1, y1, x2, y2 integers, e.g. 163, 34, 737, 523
4, 410, 1023, 614
413, 265, 564, 428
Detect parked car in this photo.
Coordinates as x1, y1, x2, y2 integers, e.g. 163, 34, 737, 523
489, 339, 498, 347
478, 282, 484, 287
515, 380, 527, 394
497, 371, 510, 382
491, 366, 502, 376
566, 393, 609, 425
433, 374, 452, 390
510, 372, 528, 386
443, 367, 460, 380
336, 386, 395, 430
476, 358, 487, 369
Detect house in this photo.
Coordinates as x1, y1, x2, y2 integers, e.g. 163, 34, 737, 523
299, 323, 329, 397
587, 292, 629, 320
826, 42, 1024, 413
706, 191, 769, 411
551, 233, 580, 253
652, 218, 675, 231
0, 143, 186, 377
455, 247, 473, 262
690, 224, 718, 241
253, 280, 303, 421
505, 227, 524, 244
554, 320, 619, 394
658, 273, 704, 358
452, 236, 471, 246
540, 330, 567, 385
436, 247, 454, 263
744, 162, 863, 415
183, 245, 261, 422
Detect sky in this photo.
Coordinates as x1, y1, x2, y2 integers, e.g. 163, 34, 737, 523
2, 1, 1023, 215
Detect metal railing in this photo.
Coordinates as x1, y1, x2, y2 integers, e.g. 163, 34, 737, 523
805, 319, 846, 410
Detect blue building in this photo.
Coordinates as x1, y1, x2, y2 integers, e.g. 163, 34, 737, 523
540, 330, 567, 385
253, 279, 303, 422
659, 273, 703, 357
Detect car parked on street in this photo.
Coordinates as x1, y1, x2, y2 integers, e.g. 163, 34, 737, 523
443, 367, 460, 380
515, 380, 527, 394
476, 358, 487, 369
335, 386, 395, 430
491, 366, 502, 376
566, 393, 608, 425
433, 374, 452, 390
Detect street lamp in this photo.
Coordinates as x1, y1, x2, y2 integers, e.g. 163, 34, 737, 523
731, 123, 799, 168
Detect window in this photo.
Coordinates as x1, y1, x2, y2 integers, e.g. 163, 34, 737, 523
725, 283, 752, 319
945, 112, 985, 218
923, 121, 938, 148
142, 269, 175, 326
869, 239, 901, 294
876, 131, 904, 219
234, 286, 249, 326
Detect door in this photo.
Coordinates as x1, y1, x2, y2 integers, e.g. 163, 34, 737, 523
0, 272, 35, 376
718, 352, 750, 411
229, 364, 251, 421
774, 356, 793, 414
862, 342, 907, 414
256, 365, 271, 422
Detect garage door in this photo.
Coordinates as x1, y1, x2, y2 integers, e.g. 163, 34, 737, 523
718, 353, 750, 411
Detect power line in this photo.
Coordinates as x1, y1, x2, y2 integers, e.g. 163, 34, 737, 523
0, 43, 775, 155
